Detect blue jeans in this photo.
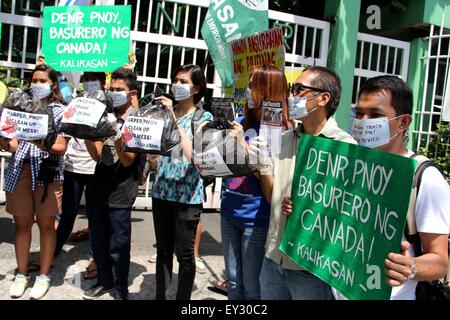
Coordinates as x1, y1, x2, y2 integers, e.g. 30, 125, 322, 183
89, 204, 132, 298
259, 257, 334, 300
55, 170, 94, 257
221, 215, 268, 300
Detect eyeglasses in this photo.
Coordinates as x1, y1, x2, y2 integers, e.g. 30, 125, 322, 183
291, 83, 327, 96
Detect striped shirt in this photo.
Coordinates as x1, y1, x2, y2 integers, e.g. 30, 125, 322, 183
4, 103, 66, 192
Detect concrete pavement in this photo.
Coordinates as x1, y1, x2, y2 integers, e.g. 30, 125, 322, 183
0, 205, 228, 300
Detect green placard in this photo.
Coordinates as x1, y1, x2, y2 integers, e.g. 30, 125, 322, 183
280, 135, 416, 300
42, 5, 131, 72
201, 0, 268, 88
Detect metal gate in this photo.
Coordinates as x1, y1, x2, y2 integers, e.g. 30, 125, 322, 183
120, 0, 330, 98
0, 0, 331, 208
411, 15, 450, 152
349, 32, 410, 131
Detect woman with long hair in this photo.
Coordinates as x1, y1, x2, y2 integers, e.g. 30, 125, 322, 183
221, 64, 293, 299
0, 64, 69, 300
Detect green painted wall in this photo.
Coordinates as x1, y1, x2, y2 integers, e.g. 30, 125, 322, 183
325, 0, 361, 131
406, 38, 429, 151
369, 0, 450, 33
424, 0, 450, 28
363, 1, 426, 32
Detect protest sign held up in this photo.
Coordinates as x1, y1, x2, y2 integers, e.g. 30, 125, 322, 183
230, 27, 285, 114
201, 0, 269, 88
61, 97, 107, 128
121, 117, 165, 152
280, 135, 417, 300
260, 100, 282, 155
42, 5, 131, 71
0, 109, 48, 141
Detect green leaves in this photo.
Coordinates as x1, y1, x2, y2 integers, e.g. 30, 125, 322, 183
420, 123, 450, 184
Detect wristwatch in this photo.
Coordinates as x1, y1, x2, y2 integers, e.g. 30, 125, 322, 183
408, 260, 417, 280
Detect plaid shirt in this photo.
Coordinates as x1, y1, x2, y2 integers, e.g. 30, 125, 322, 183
4, 103, 66, 192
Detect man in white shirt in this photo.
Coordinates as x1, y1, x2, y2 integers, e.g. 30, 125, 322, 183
342, 75, 449, 299
257, 67, 356, 299
280, 75, 449, 300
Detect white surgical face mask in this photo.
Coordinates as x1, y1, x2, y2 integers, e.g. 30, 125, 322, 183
171, 83, 192, 101
246, 88, 254, 109
288, 95, 320, 119
352, 116, 402, 148
30, 83, 52, 100
108, 91, 129, 108
83, 80, 102, 93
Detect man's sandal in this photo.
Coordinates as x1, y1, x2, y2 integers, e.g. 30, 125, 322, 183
84, 260, 97, 280
69, 229, 89, 242
208, 278, 229, 294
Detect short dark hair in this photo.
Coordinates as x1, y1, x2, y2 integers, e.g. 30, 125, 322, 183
358, 75, 413, 116
303, 66, 342, 117
111, 67, 138, 91
171, 64, 206, 104
82, 72, 106, 84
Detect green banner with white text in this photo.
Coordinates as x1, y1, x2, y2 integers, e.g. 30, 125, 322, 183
280, 135, 416, 300
42, 5, 131, 72
201, 0, 268, 88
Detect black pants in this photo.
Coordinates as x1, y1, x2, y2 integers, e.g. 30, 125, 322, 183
152, 198, 201, 300
90, 204, 132, 298
55, 170, 93, 257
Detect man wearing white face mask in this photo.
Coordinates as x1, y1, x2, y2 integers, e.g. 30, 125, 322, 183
82, 72, 105, 93
280, 75, 450, 300
84, 68, 140, 300
346, 75, 449, 300
255, 66, 356, 300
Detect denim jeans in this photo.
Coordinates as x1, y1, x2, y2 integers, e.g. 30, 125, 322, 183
259, 257, 334, 300
152, 198, 201, 300
221, 215, 268, 300
89, 204, 132, 298
55, 170, 94, 257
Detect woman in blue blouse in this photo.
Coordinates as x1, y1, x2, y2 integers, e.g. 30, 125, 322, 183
0, 65, 69, 300
151, 64, 213, 300
221, 64, 293, 299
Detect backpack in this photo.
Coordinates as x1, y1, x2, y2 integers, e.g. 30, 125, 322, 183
190, 107, 216, 199
404, 154, 450, 300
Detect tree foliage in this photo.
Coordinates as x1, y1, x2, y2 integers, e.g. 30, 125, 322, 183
420, 122, 450, 184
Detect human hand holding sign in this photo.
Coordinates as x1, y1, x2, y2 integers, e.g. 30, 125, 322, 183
229, 121, 244, 141
384, 241, 416, 287
31, 139, 47, 151
248, 136, 273, 175
106, 113, 123, 142
281, 196, 293, 216
154, 96, 175, 119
